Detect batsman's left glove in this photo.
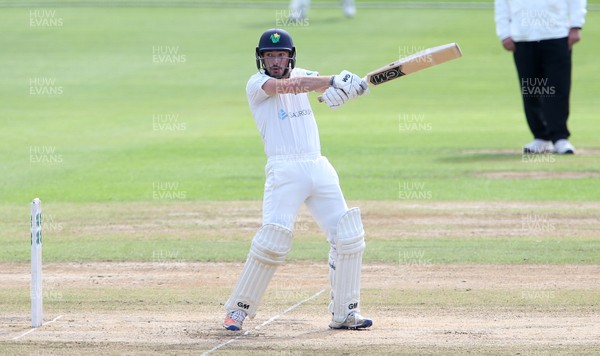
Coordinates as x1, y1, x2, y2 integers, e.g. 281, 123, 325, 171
330, 70, 368, 100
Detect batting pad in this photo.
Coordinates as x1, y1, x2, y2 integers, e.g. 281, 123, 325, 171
224, 224, 293, 318
330, 208, 366, 322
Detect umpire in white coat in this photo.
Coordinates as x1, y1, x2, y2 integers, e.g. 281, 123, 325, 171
495, 0, 587, 154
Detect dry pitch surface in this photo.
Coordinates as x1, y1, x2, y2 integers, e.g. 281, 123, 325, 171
1, 201, 600, 355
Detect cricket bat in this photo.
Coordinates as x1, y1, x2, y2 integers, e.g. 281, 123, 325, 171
318, 43, 462, 102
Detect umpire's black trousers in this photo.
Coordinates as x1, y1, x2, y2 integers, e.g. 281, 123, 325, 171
513, 37, 572, 142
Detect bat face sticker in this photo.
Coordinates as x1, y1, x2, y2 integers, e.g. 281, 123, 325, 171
317, 43, 462, 103
369, 65, 406, 85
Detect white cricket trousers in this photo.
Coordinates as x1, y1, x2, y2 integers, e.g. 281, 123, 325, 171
262, 153, 349, 243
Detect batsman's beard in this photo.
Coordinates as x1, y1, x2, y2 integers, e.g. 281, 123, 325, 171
267, 65, 288, 79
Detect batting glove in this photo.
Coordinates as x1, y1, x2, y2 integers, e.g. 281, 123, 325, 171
331, 70, 368, 100
322, 87, 348, 109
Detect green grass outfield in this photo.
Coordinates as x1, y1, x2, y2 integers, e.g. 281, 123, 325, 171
1, 2, 599, 263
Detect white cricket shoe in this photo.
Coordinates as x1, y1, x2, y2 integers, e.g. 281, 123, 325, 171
523, 139, 554, 154
553, 139, 575, 154
329, 311, 372, 329
289, 0, 308, 21
223, 310, 246, 331
342, 0, 356, 17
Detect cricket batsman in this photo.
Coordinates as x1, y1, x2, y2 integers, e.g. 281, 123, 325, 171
223, 28, 372, 330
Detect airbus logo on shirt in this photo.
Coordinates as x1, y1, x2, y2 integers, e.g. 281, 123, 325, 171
278, 109, 289, 120
278, 108, 312, 121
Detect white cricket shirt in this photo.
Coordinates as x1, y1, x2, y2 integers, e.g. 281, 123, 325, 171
495, 0, 587, 42
247, 68, 321, 157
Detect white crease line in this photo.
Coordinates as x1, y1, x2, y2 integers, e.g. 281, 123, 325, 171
202, 289, 326, 355
12, 315, 64, 341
